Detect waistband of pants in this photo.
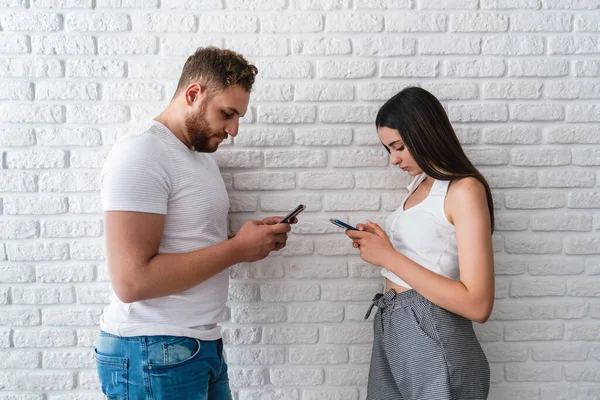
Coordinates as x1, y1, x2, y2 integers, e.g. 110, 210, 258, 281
99, 330, 222, 344
364, 289, 429, 319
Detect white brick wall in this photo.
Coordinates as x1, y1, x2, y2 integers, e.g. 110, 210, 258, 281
0, 1, 599, 399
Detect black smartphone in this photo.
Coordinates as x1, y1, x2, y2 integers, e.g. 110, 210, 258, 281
330, 218, 358, 231
279, 204, 305, 223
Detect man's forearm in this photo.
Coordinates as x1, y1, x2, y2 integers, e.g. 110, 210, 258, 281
115, 239, 241, 303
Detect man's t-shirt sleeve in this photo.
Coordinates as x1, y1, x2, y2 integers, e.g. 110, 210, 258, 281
101, 135, 171, 215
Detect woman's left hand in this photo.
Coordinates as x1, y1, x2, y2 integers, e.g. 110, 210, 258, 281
346, 221, 396, 267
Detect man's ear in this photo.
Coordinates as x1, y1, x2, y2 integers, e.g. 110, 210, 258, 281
184, 83, 205, 106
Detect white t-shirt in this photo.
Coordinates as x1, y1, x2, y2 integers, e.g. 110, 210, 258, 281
99, 120, 230, 340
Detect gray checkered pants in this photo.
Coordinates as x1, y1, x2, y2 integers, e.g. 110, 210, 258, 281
365, 289, 489, 400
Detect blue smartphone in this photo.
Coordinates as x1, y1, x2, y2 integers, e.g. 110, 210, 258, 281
279, 204, 305, 224
330, 218, 358, 231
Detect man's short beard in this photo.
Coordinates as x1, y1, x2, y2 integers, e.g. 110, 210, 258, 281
184, 101, 218, 153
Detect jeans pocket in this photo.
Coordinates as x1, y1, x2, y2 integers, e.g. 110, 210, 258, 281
95, 350, 128, 400
148, 337, 201, 370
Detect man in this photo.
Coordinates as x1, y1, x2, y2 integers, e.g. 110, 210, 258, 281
95, 47, 291, 400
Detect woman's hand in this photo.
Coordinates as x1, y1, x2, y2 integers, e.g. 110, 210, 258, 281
346, 221, 396, 267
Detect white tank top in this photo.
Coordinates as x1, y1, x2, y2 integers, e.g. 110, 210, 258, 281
382, 173, 460, 288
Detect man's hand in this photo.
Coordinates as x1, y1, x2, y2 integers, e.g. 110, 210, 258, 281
231, 220, 291, 262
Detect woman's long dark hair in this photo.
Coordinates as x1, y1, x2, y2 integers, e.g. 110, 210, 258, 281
376, 86, 495, 233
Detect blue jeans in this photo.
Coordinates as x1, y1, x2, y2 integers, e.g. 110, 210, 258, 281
95, 331, 231, 400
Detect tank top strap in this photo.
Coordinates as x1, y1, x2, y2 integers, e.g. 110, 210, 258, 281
429, 179, 451, 196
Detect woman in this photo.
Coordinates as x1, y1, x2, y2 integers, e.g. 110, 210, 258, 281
346, 87, 494, 400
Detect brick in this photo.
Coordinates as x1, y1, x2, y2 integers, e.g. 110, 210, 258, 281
508, 59, 569, 77
291, 37, 351, 55
39, 172, 98, 192
448, 104, 508, 122
286, 260, 347, 278
254, 60, 312, 79
531, 301, 589, 319
354, 37, 415, 56
324, 326, 372, 344
288, 304, 344, 323
483, 35, 544, 55
221, 327, 261, 345
505, 322, 564, 341
512, 148, 571, 166
0, 265, 35, 283
506, 363, 562, 382
68, 195, 102, 214
259, 194, 321, 212
225, 347, 285, 365
231, 305, 286, 323
292, 0, 350, 9
0, 307, 40, 326
66, 12, 129, 31
70, 241, 104, 260
8, 242, 69, 261
321, 283, 381, 301
568, 323, 600, 340
510, 278, 566, 297
0, 35, 30, 53
133, 12, 195, 32
547, 126, 600, 144
264, 150, 326, 168
566, 237, 600, 255
575, 60, 600, 76
260, 283, 320, 302
321, 105, 379, 123
465, 148, 509, 166
33, 36, 95, 55
315, 238, 356, 255
566, 365, 600, 383
387, 12, 446, 32
258, 105, 315, 124
67, 104, 128, 123
32, 0, 92, 6
505, 191, 564, 209
6, 196, 67, 216
0, 104, 64, 123
483, 82, 542, 99
6, 149, 67, 169
37, 128, 101, 146
76, 285, 111, 304
483, 170, 537, 188
450, 12, 508, 32
324, 193, 380, 211
0, 128, 35, 146
262, 14, 323, 32
0, 371, 74, 390
0, 350, 40, 369
226, 37, 288, 57
381, 60, 438, 77
0, 81, 33, 100
230, 259, 284, 279
42, 220, 102, 238
327, 367, 368, 386
327, 14, 382, 32
198, 14, 257, 32
505, 235, 562, 254
355, 171, 411, 188
540, 170, 595, 188
495, 255, 528, 274
421, 82, 478, 100
97, 0, 158, 7
510, 103, 564, 121
568, 192, 600, 208
262, 327, 318, 344
295, 128, 352, 145
318, 60, 376, 79
532, 213, 592, 231
481, 0, 540, 7
289, 347, 348, 364
445, 60, 505, 77
549, 36, 600, 54
0, 220, 38, 239
12, 287, 75, 304
98, 36, 156, 55
356, 0, 410, 7
228, 368, 266, 388
568, 279, 600, 296
528, 257, 585, 275
511, 12, 571, 31
421, 36, 481, 55
482, 343, 528, 362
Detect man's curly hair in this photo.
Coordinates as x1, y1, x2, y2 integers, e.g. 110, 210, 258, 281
175, 46, 258, 96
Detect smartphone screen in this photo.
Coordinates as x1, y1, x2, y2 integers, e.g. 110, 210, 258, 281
329, 218, 357, 231
279, 204, 305, 223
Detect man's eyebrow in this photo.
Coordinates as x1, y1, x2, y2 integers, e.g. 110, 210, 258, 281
225, 107, 240, 116
388, 139, 403, 147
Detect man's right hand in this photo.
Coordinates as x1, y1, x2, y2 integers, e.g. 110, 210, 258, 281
231, 220, 291, 262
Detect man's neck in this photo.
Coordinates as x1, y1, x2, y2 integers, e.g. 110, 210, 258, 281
155, 104, 192, 150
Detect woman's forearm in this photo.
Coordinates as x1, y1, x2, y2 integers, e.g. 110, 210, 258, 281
383, 251, 493, 323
